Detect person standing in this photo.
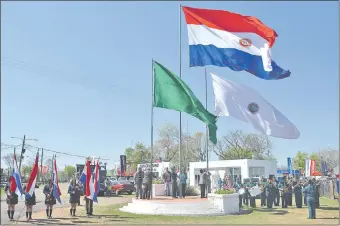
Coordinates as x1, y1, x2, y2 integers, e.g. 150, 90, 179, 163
287, 180, 293, 206
171, 168, 178, 198
272, 178, 280, 206
162, 167, 171, 196
83, 177, 94, 216
303, 179, 317, 219
266, 180, 275, 209
260, 178, 267, 207
282, 184, 289, 208
178, 170, 187, 198
293, 181, 303, 208
218, 178, 223, 190
312, 178, 320, 208
5, 179, 18, 221
206, 171, 212, 195
143, 167, 153, 200
134, 167, 144, 199
68, 179, 81, 217
23, 184, 36, 221
198, 169, 206, 198
43, 179, 56, 219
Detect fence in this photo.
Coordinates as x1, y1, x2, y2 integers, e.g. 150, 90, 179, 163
318, 179, 337, 199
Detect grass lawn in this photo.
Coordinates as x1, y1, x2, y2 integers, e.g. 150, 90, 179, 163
88, 197, 339, 224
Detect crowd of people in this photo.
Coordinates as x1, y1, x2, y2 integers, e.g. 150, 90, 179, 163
231, 176, 320, 219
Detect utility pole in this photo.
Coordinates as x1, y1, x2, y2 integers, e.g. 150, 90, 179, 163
40, 148, 44, 184
11, 135, 38, 174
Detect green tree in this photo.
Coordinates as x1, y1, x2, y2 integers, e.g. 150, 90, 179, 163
125, 142, 151, 172
22, 165, 33, 180
292, 151, 309, 169
64, 165, 76, 180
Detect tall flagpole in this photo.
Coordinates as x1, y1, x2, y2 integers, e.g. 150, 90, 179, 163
150, 59, 154, 199
205, 68, 209, 173
179, 4, 183, 198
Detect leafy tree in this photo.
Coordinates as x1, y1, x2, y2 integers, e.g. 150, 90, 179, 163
22, 165, 33, 179
125, 142, 151, 172
292, 151, 309, 169
316, 148, 339, 170
213, 130, 274, 160
64, 165, 76, 180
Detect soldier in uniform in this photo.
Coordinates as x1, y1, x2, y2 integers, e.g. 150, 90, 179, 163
293, 180, 303, 208
68, 179, 81, 217
23, 184, 36, 221
312, 178, 320, 208
265, 180, 275, 208
5, 178, 18, 221
43, 179, 56, 219
142, 167, 153, 200
272, 177, 280, 206
243, 179, 250, 206
171, 167, 178, 198
134, 167, 144, 199
282, 184, 289, 208
260, 178, 267, 207
287, 179, 293, 206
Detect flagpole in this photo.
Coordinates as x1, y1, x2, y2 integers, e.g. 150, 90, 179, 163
151, 59, 154, 199
205, 68, 209, 173
179, 4, 183, 198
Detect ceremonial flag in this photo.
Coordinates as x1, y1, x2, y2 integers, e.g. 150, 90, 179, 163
210, 73, 299, 139
182, 6, 290, 80
79, 161, 88, 185
153, 60, 218, 144
25, 152, 39, 198
89, 160, 100, 202
52, 157, 62, 204
85, 159, 92, 198
310, 160, 316, 176
305, 159, 311, 177
11, 152, 23, 197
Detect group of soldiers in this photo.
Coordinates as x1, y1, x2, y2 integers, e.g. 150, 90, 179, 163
234, 176, 320, 211
134, 166, 153, 199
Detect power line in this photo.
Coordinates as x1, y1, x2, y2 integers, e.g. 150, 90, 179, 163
26, 144, 110, 160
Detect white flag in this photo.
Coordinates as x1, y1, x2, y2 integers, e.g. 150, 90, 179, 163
211, 73, 300, 139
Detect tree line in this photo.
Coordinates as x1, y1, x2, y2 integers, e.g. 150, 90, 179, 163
124, 123, 276, 173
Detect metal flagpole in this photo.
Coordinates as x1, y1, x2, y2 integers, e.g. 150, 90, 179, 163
205, 68, 209, 173
179, 4, 183, 198
150, 59, 155, 199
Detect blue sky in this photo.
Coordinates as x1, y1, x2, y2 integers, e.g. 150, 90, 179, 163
1, 1, 338, 169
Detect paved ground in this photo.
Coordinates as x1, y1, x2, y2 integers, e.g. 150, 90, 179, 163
1, 183, 132, 225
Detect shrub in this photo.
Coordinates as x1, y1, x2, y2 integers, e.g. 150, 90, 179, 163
185, 185, 199, 196
152, 179, 163, 184
215, 189, 236, 195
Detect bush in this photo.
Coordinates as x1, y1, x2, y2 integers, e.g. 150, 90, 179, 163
185, 185, 199, 196
215, 189, 236, 195
152, 179, 163, 184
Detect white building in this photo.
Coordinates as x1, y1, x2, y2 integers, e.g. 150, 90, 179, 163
189, 159, 277, 189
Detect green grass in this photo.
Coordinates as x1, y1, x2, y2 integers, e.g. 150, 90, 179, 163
84, 197, 339, 224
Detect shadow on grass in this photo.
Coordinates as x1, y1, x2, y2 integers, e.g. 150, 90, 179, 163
231, 209, 253, 215
94, 214, 134, 219
253, 208, 289, 215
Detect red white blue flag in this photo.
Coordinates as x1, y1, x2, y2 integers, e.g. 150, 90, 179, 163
11, 152, 23, 197
52, 156, 62, 204
25, 152, 39, 198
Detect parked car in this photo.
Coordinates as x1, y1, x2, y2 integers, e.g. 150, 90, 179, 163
111, 180, 135, 195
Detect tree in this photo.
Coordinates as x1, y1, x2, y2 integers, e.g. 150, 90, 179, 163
156, 123, 179, 162
125, 142, 151, 172
22, 165, 33, 179
213, 130, 274, 160
2, 153, 22, 170
316, 148, 339, 170
292, 151, 309, 169
64, 165, 76, 180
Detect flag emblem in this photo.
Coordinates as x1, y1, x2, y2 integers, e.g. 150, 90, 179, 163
239, 38, 252, 47
248, 102, 259, 114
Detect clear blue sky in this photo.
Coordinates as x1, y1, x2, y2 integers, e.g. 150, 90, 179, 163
1, 1, 338, 169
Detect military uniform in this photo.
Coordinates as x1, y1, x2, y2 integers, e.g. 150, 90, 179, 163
260, 181, 267, 206
273, 182, 280, 206
265, 183, 275, 208
293, 182, 302, 208
171, 170, 178, 198
134, 170, 144, 199
142, 169, 153, 200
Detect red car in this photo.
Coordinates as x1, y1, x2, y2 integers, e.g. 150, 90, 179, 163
111, 180, 135, 195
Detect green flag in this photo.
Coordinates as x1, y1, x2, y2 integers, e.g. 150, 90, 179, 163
153, 61, 218, 144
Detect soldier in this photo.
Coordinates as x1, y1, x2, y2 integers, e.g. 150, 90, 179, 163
134, 167, 144, 199
171, 167, 178, 198
43, 179, 56, 219
5, 178, 18, 221
282, 184, 289, 208
243, 179, 250, 206
287, 179, 293, 206
266, 180, 275, 209
142, 167, 153, 200
23, 184, 36, 221
293, 180, 303, 208
312, 178, 320, 208
260, 178, 267, 207
68, 179, 81, 217
162, 167, 171, 196
273, 177, 280, 206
